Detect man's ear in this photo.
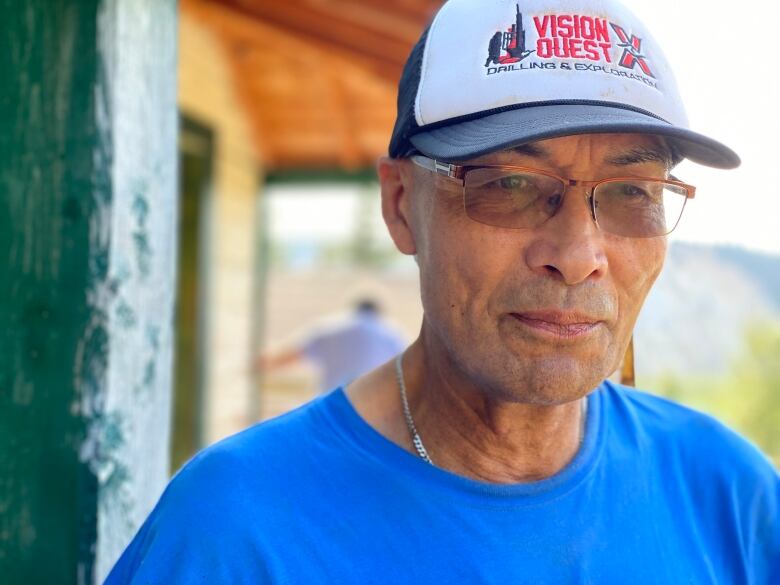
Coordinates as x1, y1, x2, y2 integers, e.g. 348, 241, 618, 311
377, 156, 417, 256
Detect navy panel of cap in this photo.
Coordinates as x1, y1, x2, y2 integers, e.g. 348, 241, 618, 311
389, 0, 740, 170
409, 102, 740, 169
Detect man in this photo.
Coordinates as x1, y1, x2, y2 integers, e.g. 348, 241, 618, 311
107, 0, 779, 583
255, 298, 406, 394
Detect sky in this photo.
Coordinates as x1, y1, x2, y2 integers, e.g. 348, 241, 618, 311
269, 0, 780, 255
621, 0, 780, 253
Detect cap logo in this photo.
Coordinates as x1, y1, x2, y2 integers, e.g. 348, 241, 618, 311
611, 23, 655, 78
484, 4, 657, 88
484, 4, 535, 66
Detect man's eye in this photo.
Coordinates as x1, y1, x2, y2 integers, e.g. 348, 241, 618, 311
497, 175, 532, 191
620, 184, 652, 199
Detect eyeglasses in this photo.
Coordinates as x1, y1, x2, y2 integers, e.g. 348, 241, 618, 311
410, 154, 696, 238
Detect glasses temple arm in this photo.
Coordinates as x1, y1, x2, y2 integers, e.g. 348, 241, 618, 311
410, 154, 464, 180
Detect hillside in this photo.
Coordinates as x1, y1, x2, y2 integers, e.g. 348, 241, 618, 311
634, 243, 779, 377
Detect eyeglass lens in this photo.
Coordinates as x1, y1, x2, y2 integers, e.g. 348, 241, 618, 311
463, 168, 688, 237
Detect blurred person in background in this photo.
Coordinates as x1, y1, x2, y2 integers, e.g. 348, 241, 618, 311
107, 0, 779, 582
254, 298, 406, 393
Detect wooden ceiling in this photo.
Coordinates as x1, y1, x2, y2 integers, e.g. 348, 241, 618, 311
181, 0, 443, 171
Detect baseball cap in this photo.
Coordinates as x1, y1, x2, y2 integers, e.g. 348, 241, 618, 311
389, 0, 740, 169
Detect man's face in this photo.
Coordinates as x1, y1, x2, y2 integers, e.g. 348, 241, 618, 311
382, 133, 671, 405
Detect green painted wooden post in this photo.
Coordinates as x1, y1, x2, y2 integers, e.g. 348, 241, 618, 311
0, 1, 177, 583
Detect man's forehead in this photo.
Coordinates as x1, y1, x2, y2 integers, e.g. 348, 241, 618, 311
464, 133, 676, 170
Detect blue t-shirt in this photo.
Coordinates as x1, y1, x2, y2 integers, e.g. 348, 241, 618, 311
106, 382, 780, 584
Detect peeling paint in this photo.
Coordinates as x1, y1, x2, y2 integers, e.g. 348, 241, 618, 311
79, 411, 128, 487
115, 299, 137, 330
131, 232, 152, 278
131, 184, 152, 279
142, 325, 160, 387
95, 0, 178, 581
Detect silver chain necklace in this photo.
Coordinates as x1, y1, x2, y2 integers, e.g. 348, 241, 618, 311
395, 354, 588, 466
395, 354, 434, 464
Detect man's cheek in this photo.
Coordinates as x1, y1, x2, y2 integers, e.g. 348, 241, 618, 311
614, 242, 665, 300
423, 254, 477, 325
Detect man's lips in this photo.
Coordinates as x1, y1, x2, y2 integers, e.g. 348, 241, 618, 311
510, 311, 604, 338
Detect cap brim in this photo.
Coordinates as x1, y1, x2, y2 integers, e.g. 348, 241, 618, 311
409, 104, 740, 169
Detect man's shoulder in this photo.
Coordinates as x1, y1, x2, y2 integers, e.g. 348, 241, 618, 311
604, 381, 778, 484
182, 392, 338, 481
155, 392, 345, 519
109, 394, 342, 572
604, 382, 780, 579
105, 395, 345, 583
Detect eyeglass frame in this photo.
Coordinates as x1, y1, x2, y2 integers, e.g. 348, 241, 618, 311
409, 153, 697, 237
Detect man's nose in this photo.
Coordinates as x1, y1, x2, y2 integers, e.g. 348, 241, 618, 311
524, 187, 608, 285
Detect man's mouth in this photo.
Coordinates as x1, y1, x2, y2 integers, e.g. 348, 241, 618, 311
510, 310, 603, 339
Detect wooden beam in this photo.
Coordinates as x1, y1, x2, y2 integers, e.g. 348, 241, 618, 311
349, 0, 442, 22
215, 0, 419, 69
182, 0, 409, 169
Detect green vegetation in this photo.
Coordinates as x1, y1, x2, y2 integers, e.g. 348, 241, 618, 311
645, 321, 780, 463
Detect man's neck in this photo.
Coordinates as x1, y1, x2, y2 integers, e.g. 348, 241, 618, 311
345, 337, 588, 485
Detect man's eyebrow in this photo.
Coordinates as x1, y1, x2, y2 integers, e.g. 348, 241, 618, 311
511, 143, 550, 159
606, 146, 674, 170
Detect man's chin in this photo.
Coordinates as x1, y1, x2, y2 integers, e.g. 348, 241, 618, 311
470, 353, 613, 406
